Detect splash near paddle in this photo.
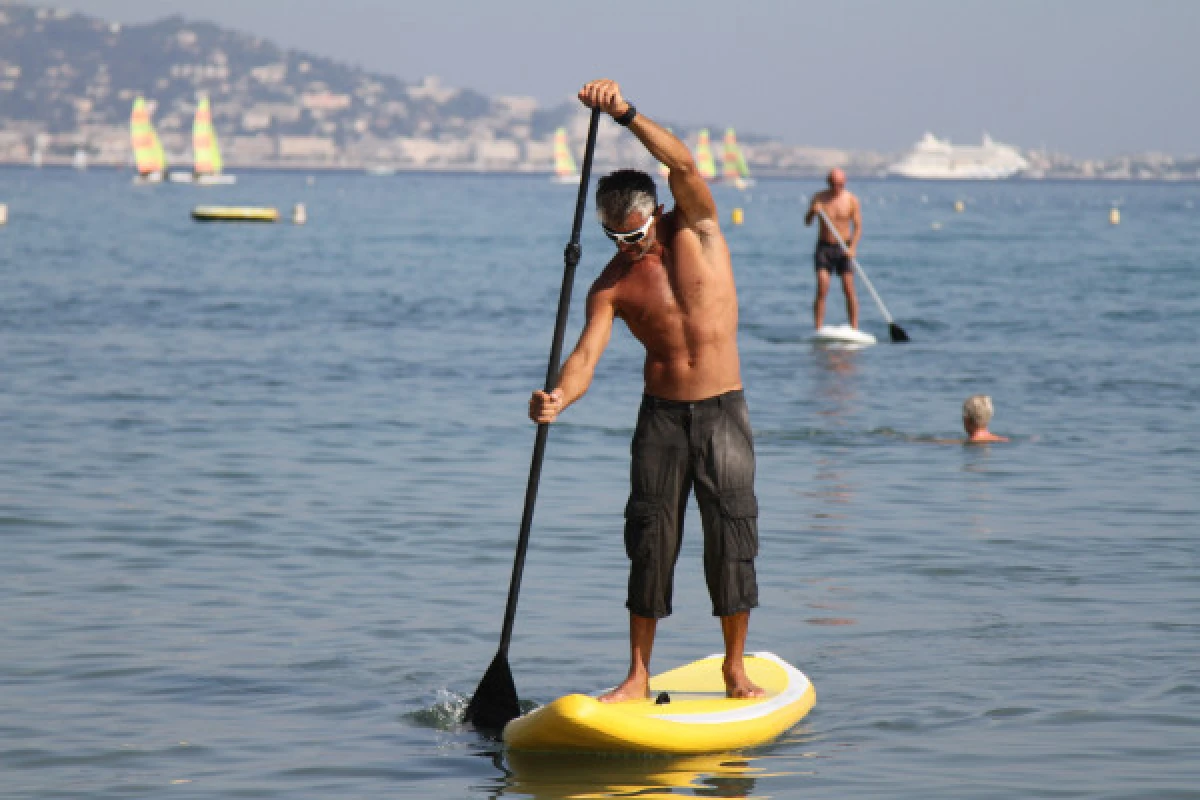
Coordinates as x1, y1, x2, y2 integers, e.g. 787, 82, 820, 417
503, 652, 815, 755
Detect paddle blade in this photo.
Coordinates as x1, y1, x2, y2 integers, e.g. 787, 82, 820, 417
889, 323, 910, 343
463, 651, 520, 733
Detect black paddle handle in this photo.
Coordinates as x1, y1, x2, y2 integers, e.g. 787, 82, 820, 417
496, 107, 601, 657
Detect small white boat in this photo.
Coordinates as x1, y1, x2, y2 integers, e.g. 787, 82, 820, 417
889, 132, 1028, 180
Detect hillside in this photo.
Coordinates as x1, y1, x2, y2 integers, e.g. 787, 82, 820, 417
0, 3, 595, 169
0, 3, 884, 175
2, 4, 1183, 178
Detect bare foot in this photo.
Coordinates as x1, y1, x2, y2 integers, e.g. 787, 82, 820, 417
723, 665, 766, 699
598, 675, 650, 704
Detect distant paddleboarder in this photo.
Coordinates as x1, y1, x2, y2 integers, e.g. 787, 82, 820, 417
529, 78, 765, 702
804, 169, 863, 330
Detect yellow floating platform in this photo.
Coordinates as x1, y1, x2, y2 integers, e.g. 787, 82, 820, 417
503, 651, 815, 755
191, 205, 279, 223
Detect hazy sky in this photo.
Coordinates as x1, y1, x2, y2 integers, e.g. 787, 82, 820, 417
28, 0, 1200, 157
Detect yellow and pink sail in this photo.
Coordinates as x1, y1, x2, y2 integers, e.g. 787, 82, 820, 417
722, 128, 752, 184
695, 129, 717, 181
129, 96, 165, 177
192, 95, 223, 177
553, 127, 577, 181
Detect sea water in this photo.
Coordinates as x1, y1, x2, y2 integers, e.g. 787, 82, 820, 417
0, 168, 1197, 799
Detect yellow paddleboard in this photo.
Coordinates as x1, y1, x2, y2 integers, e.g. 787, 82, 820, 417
503, 651, 815, 755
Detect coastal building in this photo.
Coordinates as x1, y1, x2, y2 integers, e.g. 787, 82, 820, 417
278, 136, 337, 160
224, 134, 276, 162
471, 137, 521, 169
301, 92, 353, 112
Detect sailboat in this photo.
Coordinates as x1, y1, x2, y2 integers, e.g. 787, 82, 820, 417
695, 129, 717, 181
552, 127, 579, 184
130, 96, 166, 184
721, 128, 755, 189
192, 95, 236, 185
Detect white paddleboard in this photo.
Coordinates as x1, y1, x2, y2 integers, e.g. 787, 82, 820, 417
811, 324, 876, 345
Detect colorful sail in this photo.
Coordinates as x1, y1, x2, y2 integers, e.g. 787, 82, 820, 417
722, 128, 751, 181
192, 95, 223, 176
130, 96, 165, 176
695, 129, 717, 181
553, 128, 577, 180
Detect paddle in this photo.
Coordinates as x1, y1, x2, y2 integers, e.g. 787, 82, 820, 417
816, 208, 910, 342
463, 107, 602, 734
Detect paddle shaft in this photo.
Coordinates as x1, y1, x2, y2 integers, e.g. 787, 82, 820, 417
816, 208, 896, 325
496, 107, 601, 657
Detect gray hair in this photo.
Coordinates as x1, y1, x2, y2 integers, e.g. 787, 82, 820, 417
962, 394, 995, 427
596, 169, 657, 227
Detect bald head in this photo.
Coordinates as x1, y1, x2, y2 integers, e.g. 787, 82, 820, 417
827, 168, 847, 190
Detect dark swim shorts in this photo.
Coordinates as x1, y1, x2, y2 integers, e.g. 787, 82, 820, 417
814, 241, 851, 276
623, 389, 759, 619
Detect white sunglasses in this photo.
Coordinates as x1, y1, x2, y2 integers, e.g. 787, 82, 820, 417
602, 214, 654, 245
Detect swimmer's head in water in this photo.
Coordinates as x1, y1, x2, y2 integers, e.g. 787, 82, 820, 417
962, 394, 994, 431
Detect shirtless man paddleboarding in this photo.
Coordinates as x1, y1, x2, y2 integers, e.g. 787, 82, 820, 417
529, 79, 765, 702
804, 168, 863, 329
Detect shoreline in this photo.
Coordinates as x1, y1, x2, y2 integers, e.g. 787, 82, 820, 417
2, 162, 1197, 183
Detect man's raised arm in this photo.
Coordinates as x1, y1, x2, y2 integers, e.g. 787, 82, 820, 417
578, 79, 718, 229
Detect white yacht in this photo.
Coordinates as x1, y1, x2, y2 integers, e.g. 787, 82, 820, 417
889, 132, 1028, 180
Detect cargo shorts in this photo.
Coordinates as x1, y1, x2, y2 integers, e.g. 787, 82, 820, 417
623, 389, 760, 619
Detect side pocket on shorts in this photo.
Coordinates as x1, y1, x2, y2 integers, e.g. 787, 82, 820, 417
718, 490, 759, 560
623, 497, 661, 562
